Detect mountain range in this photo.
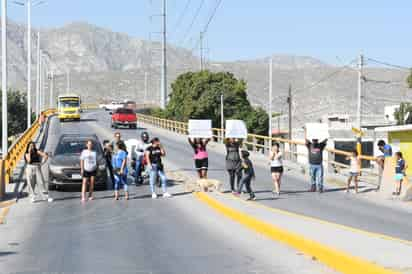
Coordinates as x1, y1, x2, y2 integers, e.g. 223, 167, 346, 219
2, 19, 411, 129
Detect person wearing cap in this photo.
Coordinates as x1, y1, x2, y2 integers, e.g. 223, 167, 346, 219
305, 128, 328, 193
135, 131, 151, 184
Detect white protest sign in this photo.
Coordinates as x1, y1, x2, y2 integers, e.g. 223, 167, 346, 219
124, 138, 140, 160
305, 123, 329, 140
225, 120, 248, 139
188, 120, 212, 138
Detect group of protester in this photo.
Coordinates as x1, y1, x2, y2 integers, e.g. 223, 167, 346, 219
24, 127, 408, 203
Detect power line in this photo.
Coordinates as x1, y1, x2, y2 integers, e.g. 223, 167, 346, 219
178, 0, 205, 46
190, 0, 223, 52
170, 0, 191, 39
366, 58, 411, 71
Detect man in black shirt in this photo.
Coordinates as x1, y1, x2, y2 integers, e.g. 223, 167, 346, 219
145, 137, 172, 199
305, 129, 328, 193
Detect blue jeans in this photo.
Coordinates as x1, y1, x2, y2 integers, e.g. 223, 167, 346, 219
149, 164, 167, 193
134, 156, 143, 182
310, 164, 323, 187
114, 173, 128, 192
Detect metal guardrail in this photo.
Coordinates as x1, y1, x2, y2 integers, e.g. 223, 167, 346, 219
0, 109, 56, 199
137, 114, 380, 185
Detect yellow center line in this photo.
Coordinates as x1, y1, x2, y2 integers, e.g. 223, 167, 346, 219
195, 192, 398, 274
216, 192, 412, 247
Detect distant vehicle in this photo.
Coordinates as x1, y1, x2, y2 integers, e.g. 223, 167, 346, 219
48, 134, 108, 190
57, 94, 81, 122
100, 101, 124, 111
124, 101, 137, 112
111, 108, 137, 129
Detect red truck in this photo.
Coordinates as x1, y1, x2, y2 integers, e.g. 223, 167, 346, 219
111, 108, 137, 129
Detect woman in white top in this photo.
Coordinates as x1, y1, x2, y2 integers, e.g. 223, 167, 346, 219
346, 150, 360, 193
270, 143, 283, 196
80, 140, 98, 202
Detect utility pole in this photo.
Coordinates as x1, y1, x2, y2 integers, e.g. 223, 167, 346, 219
200, 31, 204, 71
2, 0, 8, 157
27, 0, 32, 128
356, 53, 364, 156
49, 71, 54, 108
268, 57, 273, 138
160, 0, 167, 109
221, 93, 224, 141
144, 71, 148, 105
287, 84, 292, 140
39, 52, 43, 112
66, 69, 70, 93
35, 32, 40, 117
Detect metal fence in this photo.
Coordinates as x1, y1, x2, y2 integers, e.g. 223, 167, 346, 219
0, 109, 56, 199
138, 114, 380, 185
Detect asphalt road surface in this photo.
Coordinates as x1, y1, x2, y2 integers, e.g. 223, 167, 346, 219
120, 111, 412, 242
0, 110, 336, 274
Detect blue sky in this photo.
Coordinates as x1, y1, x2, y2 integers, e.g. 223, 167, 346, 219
7, 0, 412, 66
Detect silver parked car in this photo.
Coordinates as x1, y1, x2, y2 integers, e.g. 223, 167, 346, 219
48, 134, 108, 190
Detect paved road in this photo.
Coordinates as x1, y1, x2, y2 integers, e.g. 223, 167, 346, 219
118, 112, 412, 242
0, 110, 334, 274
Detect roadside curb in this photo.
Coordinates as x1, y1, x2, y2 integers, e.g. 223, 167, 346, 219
194, 192, 398, 274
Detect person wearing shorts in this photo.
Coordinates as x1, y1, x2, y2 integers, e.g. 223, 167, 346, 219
394, 152, 407, 196
346, 150, 360, 193
270, 143, 284, 196
80, 140, 97, 202
188, 138, 210, 179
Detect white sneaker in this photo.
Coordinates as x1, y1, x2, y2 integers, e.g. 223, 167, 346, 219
47, 197, 54, 203
163, 192, 172, 198
151, 193, 158, 199
30, 197, 36, 203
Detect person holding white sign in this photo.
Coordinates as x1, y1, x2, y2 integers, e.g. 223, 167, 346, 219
188, 138, 210, 179
225, 138, 243, 194
305, 128, 328, 193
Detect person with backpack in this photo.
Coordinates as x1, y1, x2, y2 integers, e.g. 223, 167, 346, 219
188, 138, 210, 179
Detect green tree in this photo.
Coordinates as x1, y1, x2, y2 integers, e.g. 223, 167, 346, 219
394, 102, 412, 125
165, 70, 269, 135
408, 69, 412, 89
0, 90, 30, 138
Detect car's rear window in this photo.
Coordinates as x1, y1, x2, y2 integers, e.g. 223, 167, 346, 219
55, 139, 103, 155
116, 108, 134, 114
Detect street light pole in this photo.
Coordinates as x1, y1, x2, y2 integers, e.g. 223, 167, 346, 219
160, 0, 167, 109
49, 71, 54, 108
2, 0, 8, 158
220, 93, 224, 141
35, 31, 40, 117
27, 0, 32, 127
268, 57, 273, 138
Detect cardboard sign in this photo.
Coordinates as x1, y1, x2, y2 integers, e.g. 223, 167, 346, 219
188, 120, 213, 138
226, 120, 248, 139
124, 139, 140, 160
306, 123, 329, 141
